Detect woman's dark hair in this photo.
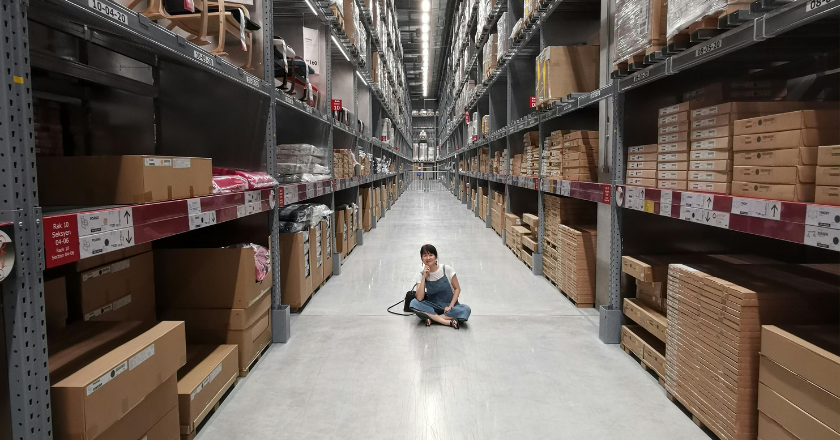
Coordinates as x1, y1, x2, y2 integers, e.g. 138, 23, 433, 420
420, 244, 437, 259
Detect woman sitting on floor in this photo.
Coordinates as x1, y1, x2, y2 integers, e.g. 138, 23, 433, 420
410, 244, 471, 329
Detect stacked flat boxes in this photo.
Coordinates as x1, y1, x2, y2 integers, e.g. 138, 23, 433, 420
479, 148, 489, 173
817, 145, 840, 205
627, 144, 658, 187
484, 34, 498, 81
512, 154, 523, 176
490, 191, 506, 235
657, 104, 689, 190
559, 225, 596, 306
562, 131, 598, 182
334, 149, 355, 179
665, 263, 839, 440
542, 130, 564, 180
482, 115, 491, 138
732, 110, 839, 202
522, 132, 540, 177
542, 195, 597, 287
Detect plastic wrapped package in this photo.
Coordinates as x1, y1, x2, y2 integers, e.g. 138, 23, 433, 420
279, 203, 314, 223
276, 144, 327, 158
497, 13, 509, 60
279, 221, 308, 233
213, 168, 278, 189
613, 0, 666, 63
224, 243, 271, 281
212, 175, 250, 194
277, 163, 309, 175
667, 0, 746, 39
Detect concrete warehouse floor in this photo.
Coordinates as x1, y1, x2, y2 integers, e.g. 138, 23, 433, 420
197, 188, 710, 440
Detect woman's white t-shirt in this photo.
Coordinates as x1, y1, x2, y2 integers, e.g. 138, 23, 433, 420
417, 264, 456, 290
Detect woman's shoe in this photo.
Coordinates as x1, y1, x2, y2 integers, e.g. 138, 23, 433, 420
449, 319, 459, 329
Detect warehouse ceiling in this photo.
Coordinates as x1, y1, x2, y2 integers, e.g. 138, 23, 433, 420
395, 0, 455, 99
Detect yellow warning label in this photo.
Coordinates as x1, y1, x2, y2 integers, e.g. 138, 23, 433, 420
13, 76, 24, 84
644, 200, 655, 213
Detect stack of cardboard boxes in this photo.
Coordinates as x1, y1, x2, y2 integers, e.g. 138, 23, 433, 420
542, 194, 598, 287
563, 131, 598, 182
732, 110, 839, 202
559, 225, 596, 307
504, 213, 523, 252
512, 153, 523, 176
522, 132, 540, 177
535, 45, 599, 107
361, 187, 374, 231
156, 245, 275, 377
817, 145, 840, 205
626, 144, 657, 187
665, 262, 839, 440
479, 148, 490, 173
334, 149, 356, 179
490, 190, 506, 235
757, 325, 840, 440
542, 131, 564, 180
484, 34, 498, 81
482, 115, 491, 138
519, 214, 539, 267
656, 104, 689, 190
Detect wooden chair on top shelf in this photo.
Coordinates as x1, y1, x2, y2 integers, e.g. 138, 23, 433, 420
126, 0, 254, 69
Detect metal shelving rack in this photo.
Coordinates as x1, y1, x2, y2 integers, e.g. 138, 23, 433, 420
432, 0, 840, 346
0, 0, 412, 434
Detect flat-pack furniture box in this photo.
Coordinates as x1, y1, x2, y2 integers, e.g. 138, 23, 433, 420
536, 45, 599, 105
177, 345, 239, 435
39, 156, 212, 206
69, 251, 156, 323
279, 231, 314, 308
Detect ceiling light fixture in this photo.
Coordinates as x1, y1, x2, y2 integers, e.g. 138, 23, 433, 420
304, 0, 318, 15
356, 70, 368, 86
421, 13, 429, 24
422, 0, 430, 11
421, 23, 429, 33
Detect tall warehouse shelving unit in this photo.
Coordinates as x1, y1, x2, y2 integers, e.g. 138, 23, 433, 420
0, 0, 411, 434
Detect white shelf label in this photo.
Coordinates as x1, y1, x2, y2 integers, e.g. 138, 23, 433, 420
187, 198, 202, 215
88, 0, 128, 23
806, 205, 840, 230
560, 181, 571, 197
189, 211, 217, 230
79, 227, 135, 259
246, 201, 262, 215
316, 185, 324, 196
283, 185, 299, 205
306, 184, 315, 199
804, 225, 840, 250
731, 197, 752, 216
697, 209, 730, 228
236, 205, 247, 218
660, 190, 672, 206
77, 207, 133, 237
659, 202, 671, 216
731, 197, 781, 220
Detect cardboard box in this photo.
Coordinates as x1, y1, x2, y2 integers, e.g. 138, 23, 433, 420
690, 126, 732, 141
759, 356, 840, 433
657, 171, 686, 180
690, 150, 732, 161
46, 277, 68, 331
39, 156, 213, 206
688, 181, 731, 194
279, 231, 313, 308
95, 374, 178, 440
308, 225, 324, 289
817, 166, 840, 186
657, 180, 687, 190
734, 165, 816, 184
758, 412, 799, 440
818, 145, 840, 166
73, 243, 153, 272
657, 161, 688, 171
734, 110, 840, 135
658, 152, 688, 162
628, 144, 658, 153
690, 137, 732, 151
536, 46, 600, 103
628, 153, 658, 162
734, 147, 817, 166
758, 384, 840, 440
659, 131, 689, 143
691, 113, 760, 130
689, 160, 732, 171
688, 170, 731, 182
522, 213, 539, 229
504, 213, 521, 228
761, 326, 840, 398
659, 102, 690, 116
70, 251, 156, 322
621, 256, 667, 282
659, 121, 689, 134
321, 220, 333, 280
816, 186, 840, 205
52, 321, 186, 440
690, 102, 813, 119
627, 177, 657, 187
177, 345, 239, 434
658, 142, 688, 153
734, 129, 840, 151
628, 161, 657, 170
627, 169, 657, 179
732, 181, 815, 202
658, 111, 688, 126
155, 247, 272, 309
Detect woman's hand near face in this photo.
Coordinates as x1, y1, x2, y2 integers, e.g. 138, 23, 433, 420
423, 265, 431, 278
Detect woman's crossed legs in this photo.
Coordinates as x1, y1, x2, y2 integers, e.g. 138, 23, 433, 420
409, 299, 471, 327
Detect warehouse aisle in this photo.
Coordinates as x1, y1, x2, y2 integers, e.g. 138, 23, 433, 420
198, 190, 709, 440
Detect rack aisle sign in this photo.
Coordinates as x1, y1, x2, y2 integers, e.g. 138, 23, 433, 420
331, 99, 342, 111
530, 96, 537, 108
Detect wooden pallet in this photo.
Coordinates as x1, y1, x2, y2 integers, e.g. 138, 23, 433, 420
613, 44, 665, 72
664, 389, 723, 440
560, 289, 594, 308
180, 375, 238, 440
620, 344, 666, 388
239, 340, 272, 378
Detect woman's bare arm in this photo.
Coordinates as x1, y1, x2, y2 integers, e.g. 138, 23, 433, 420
415, 266, 429, 301
447, 274, 461, 309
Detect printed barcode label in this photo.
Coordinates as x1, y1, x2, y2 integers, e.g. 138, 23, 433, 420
129, 344, 155, 370
86, 362, 127, 395
112, 294, 132, 310
187, 198, 202, 215
144, 158, 172, 167
237, 205, 247, 218
173, 158, 191, 168
191, 363, 223, 401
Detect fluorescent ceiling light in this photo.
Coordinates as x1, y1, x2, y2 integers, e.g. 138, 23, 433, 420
421, 13, 429, 24
356, 70, 368, 85
422, 0, 430, 11
421, 23, 429, 32
422, 33, 429, 42
304, 0, 318, 15
331, 35, 350, 62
